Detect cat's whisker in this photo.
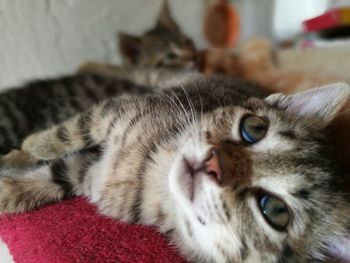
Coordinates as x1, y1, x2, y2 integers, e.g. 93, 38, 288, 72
171, 86, 196, 137
161, 92, 188, 132
166, 89, 191, 128
196, 87, 204, 144
180, 84, 197, 125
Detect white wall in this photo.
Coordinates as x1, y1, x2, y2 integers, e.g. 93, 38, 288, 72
273, 0, 329, 41
0, 0, 205, 89
235, 0, 275, 41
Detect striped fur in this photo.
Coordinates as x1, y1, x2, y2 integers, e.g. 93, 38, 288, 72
0, 76, 350, 263
0, 74, 154, 154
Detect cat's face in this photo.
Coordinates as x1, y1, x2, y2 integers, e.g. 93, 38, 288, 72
168, 84, 350, 262
118, 2, 198, 69
119, 31, 197, 69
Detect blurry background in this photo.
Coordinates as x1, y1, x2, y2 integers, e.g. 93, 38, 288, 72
0, 0, 203, 88
0, 0, 348, 88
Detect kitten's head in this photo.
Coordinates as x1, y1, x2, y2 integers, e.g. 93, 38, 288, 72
168, 82, 350, 262
118, 1, 197, 69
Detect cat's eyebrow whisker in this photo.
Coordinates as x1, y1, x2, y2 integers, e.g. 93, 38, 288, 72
178, 85, 198, 140
161, 92, 188, 132
162, 93, 192, 148
180, 84, 197, 124
194, 86, 204, 145
166, 89, 192, 130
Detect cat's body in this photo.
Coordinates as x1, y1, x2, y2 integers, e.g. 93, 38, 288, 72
0, 2, 349, 261
117, 1, 198, 70
0, 74, 154, 154
78, 62, 201, 89
1, 75, 350, 262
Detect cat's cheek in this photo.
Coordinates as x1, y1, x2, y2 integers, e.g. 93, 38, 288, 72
168, 156, 193, 207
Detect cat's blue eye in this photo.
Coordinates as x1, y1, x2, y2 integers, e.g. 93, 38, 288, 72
240, 115, 268, 144
258, 194, 290, 231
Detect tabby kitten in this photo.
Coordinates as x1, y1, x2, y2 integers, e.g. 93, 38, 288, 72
0, 76, 350, 262
118, 1, 198, 69
78, 0, 201, 88
0, 74, 155, 154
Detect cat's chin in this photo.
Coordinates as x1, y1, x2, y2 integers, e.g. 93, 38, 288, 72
171, 157, 196, 203
180, 169, 216, 202
179, 168, 194, 201
170, 156, 220, 205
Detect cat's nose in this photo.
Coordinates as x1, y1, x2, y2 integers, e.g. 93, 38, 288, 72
203, 149, 222, 184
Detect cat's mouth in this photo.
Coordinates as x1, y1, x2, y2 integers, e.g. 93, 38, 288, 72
180, 150, 222, 201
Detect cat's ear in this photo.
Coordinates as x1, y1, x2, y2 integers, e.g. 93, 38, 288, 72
265, 83, 350, 125
156, 0, 180, 31
118, 33, 142, 65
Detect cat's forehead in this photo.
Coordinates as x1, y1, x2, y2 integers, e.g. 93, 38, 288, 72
146, 26, 194, 46
211, 100, 308, 143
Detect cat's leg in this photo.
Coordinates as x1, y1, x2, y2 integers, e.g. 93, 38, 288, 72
0, 160, 71, 213
0, 147, 100, 213
21, 107, 110, 160
0, 165, 66, 213
0, 149, 42, 172
8, 97, 137, 164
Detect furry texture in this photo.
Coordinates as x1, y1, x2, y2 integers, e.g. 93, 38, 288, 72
232, 39, 350, 175
78, 62, 201, 89
0, 74, 154, 154
78, 0, 201, 89
118, 1, 197, 70
0, 75, 350, 262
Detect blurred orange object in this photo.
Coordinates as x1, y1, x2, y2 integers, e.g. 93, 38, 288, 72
204, 0, 240, 48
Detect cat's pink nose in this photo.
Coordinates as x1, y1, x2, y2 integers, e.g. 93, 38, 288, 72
203, 149, 222, 184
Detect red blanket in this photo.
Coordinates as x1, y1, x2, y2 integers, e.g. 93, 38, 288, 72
0, 197, 187, 263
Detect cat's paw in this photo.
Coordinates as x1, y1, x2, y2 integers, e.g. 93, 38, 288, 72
0, 178, 15, 212
22, 130, 65, 160
0, 149, 40, 173
0, 177, 43, 213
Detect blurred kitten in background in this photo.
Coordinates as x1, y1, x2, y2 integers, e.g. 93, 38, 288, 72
78, 0, 201, 88
118, 1, 198, 69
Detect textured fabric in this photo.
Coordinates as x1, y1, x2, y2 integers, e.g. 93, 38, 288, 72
0, 197, 187, 263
